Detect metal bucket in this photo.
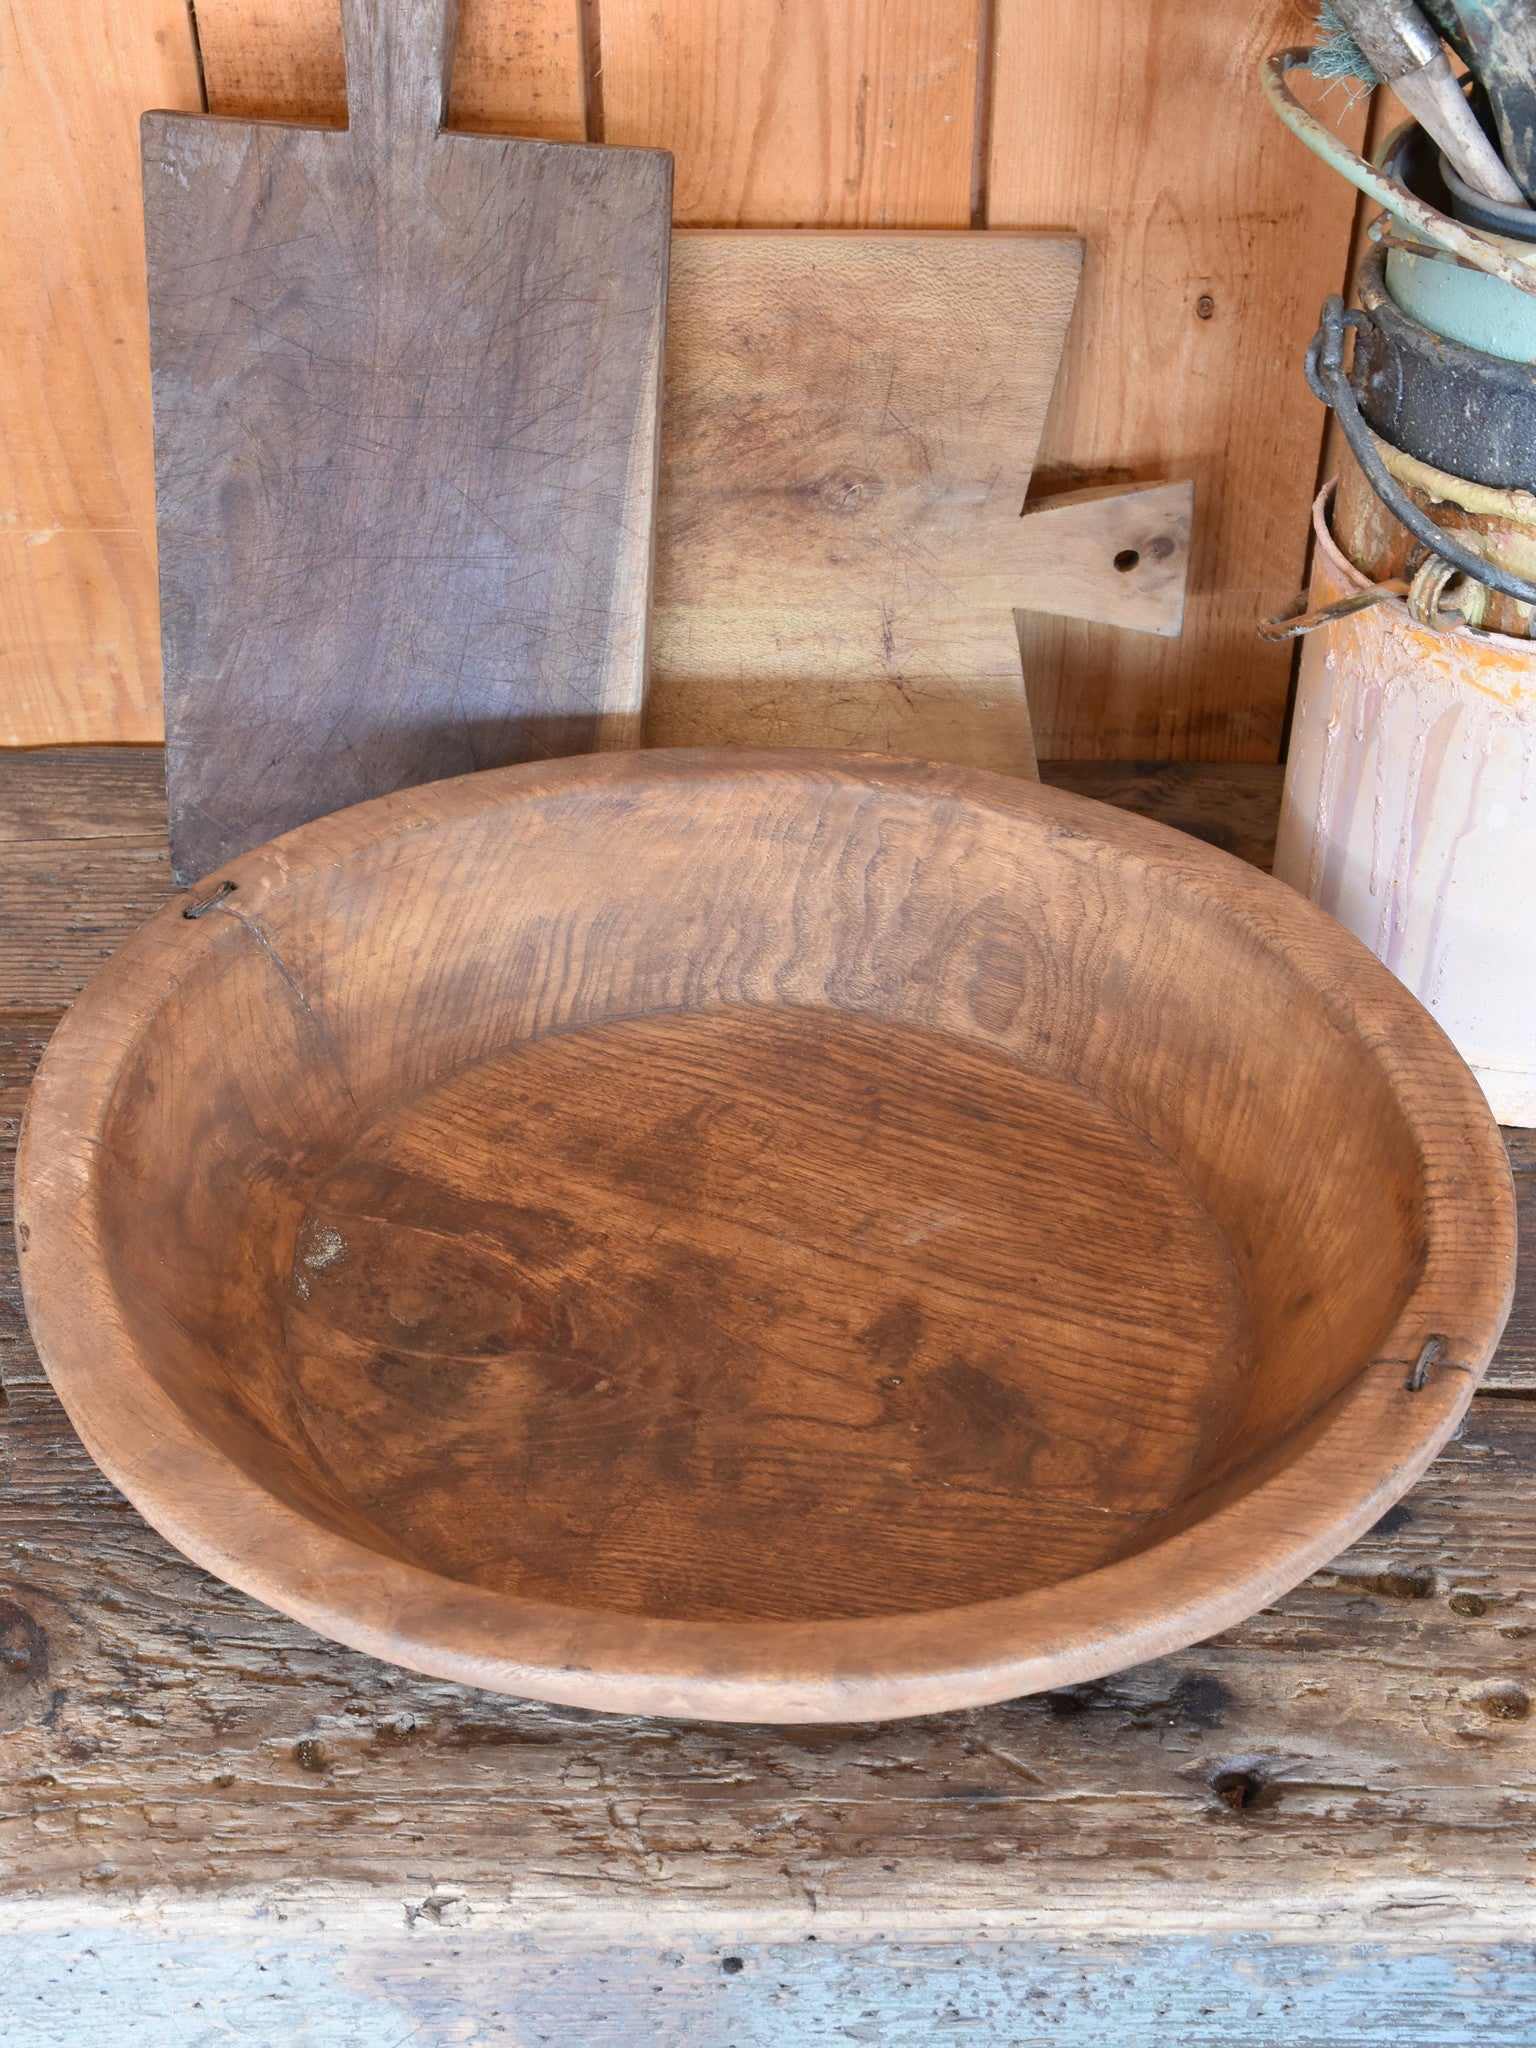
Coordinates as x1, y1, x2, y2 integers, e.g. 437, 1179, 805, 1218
1352, 246, 1536, 489
1288, 261, 1536, 629
1276, 486, 1536, 1125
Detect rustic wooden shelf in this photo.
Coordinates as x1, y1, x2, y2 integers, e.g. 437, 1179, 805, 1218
2, 749, 1532, 2043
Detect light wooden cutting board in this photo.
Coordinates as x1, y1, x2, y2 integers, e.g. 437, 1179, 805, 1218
653, 231, 1192, 775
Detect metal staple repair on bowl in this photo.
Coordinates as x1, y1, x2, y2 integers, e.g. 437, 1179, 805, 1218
182, 880, 237, 921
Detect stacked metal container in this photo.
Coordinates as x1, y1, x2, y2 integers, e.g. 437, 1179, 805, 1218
1265, 36, 1536, 1124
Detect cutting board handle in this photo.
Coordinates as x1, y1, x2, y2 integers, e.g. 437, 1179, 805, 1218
341, 0, 460, 145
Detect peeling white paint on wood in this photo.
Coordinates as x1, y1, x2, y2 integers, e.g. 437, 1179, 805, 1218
1278, 500, 1536, 1125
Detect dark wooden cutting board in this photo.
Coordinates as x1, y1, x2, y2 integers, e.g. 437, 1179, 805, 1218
144, 0, 671, 884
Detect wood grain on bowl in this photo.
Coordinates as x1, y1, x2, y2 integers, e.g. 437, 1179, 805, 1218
14, 752, 1516, 1720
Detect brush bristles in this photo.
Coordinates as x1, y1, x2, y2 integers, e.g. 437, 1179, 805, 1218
1313, 1, 1380, 86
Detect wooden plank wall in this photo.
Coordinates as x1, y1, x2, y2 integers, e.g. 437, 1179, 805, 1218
993, 1, 1366, 758
0, 0, 1364, 759
0, 2, 202, 746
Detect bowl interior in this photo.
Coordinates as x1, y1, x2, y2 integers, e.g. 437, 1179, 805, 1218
88, 762, 1428, 1625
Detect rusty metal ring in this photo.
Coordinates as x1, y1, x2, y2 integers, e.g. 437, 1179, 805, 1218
1408, 554, 1473, 631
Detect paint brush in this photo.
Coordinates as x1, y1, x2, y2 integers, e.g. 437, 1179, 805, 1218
1321, 0, 1528, 204
1445, 1, 1536, 201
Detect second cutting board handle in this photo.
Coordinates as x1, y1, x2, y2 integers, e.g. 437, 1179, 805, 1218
341, 0, 460, 147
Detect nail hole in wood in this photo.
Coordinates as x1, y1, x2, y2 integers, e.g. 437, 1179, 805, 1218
1114, 548, 1140, 573
1210, 1766, 1276, 1811
1478, 1683, 1530, 1721
1358, 1566, 1435, 1600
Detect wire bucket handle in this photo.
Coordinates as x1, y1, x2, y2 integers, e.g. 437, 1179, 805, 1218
1262, 46, 1536, 304
1301, 294, 1536, 613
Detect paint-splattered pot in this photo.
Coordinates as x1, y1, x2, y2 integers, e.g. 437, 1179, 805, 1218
1277, 487, 1536, 1125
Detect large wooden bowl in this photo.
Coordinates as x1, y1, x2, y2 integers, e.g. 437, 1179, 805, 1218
17, 752, 1516, 1722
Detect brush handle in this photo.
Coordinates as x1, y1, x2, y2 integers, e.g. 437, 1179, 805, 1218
1333, 0, 1525, 202
1394, 49, 1528, 203
1338, 0, 1444, 76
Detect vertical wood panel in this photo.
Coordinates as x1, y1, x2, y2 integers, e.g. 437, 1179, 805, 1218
451, 0, 586, 139
989, 0, 1366, 760
191, 0, 346, 122
193, 0, 587, 139
600, 0, 982, 226
0, 1, 203, 745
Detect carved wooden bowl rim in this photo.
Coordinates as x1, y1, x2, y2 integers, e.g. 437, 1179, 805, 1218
16, 750, 1517, 1722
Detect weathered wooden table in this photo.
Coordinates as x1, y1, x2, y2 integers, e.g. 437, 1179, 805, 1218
2, 751, 1532, 2046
